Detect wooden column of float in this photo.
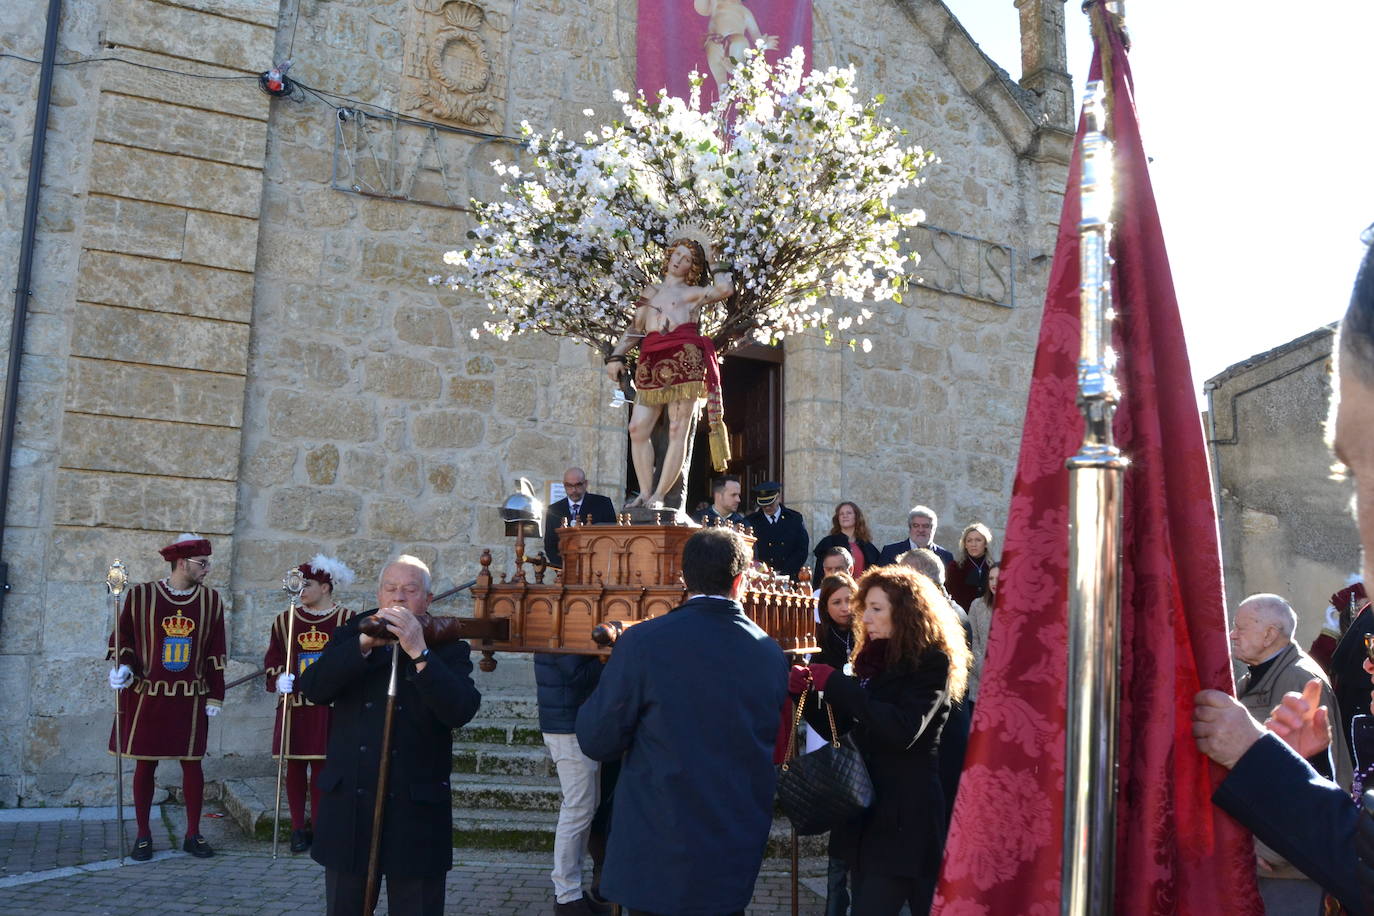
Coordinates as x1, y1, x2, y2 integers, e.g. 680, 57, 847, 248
470, 518, 818, 671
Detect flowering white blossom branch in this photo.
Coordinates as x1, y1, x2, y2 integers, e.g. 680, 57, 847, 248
439, 46, 936, 356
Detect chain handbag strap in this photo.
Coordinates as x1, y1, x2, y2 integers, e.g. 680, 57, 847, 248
780, 685, 843, 769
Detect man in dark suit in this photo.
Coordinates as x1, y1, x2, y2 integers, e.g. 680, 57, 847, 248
878, 505, 954, 567
298, 555, 482, 916
544, 467, 618, 568
576, 527, 788, 915
744, 481, 809, 580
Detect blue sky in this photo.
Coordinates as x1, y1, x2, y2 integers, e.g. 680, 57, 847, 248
942, 1, 1374, 400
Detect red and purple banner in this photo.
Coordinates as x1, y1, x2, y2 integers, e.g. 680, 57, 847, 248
637, 0, 812, 105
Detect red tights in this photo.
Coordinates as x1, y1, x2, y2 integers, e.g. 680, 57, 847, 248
285, 758, 322, 830
132, 759, 204, 839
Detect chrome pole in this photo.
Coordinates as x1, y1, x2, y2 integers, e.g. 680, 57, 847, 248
1061, 79, 1128, 916
271, 567, 307, 860
105, 561, 129, 864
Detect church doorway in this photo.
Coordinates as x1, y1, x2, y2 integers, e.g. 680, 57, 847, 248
684, 344, 784, 516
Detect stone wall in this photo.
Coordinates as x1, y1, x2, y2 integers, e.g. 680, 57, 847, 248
0, 0, 277, 804
1206, 325, 1361, 647
0, 0, 1072, 806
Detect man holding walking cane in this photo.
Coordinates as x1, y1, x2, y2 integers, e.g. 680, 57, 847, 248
298, 555, 481, 916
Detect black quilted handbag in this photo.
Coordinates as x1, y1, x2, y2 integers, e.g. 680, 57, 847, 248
775, 687, 875, 836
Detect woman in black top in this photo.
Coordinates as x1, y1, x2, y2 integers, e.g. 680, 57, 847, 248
790, 566, 971, 915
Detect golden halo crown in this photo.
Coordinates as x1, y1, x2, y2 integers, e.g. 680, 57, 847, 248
663, 218, 717, 262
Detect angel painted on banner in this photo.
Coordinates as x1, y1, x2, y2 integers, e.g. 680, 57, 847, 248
604, 232, 733, 509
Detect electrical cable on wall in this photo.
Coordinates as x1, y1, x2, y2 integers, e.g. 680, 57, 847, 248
0, 50, 517, 142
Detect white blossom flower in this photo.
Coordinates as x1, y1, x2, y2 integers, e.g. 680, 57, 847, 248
446, 46, 934, 353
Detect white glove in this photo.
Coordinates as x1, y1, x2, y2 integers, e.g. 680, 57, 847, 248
275, 672, 295, 695
205, 705, 220, 717
108, 665, 133, 690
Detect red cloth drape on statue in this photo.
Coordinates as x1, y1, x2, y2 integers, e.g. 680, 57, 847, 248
932, 6, 1262, 914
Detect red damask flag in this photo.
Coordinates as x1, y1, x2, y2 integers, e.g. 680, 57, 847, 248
636, 0, 812, 105
932, 6, 1262, 914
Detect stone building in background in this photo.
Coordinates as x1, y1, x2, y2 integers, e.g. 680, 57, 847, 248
0, 0, 1073, 805
1206, 324, 1361, 648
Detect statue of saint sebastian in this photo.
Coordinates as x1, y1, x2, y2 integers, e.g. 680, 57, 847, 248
604, 237, 733, 509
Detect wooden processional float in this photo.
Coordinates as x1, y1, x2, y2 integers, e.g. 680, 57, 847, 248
459, 480, 820, 671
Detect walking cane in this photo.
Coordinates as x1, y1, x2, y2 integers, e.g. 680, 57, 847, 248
787, 696, 800, 916
271, 567, 307, 859
105, 561, 129, 864
363, 640, 402, 915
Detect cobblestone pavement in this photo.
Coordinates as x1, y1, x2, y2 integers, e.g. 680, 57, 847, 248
0, 803, 827, 914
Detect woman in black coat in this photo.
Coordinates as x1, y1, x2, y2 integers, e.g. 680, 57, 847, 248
791, 565, 972, 915
812, 501, 881, 584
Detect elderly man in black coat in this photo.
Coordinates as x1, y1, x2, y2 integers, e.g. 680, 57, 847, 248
576, 527, 789, 915
299, 555, 482, 916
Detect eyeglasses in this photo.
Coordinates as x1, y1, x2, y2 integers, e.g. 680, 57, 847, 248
187, 558, 212, 570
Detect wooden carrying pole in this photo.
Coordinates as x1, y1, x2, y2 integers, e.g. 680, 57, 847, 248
364, 643, 403, 914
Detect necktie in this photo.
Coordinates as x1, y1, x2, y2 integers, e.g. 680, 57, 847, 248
570, 503, 580, 522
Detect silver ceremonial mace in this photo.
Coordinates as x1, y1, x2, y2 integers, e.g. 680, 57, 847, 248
105, 560, 129, 865
272, 566, 307, 860
1061, 79, 1128, 916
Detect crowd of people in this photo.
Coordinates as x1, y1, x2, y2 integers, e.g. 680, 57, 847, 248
99, 237, 1374, 915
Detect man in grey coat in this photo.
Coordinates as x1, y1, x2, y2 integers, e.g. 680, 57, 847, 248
1231, 593, 1351, 906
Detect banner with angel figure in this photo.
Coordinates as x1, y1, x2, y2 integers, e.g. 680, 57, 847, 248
637, 0, 812, 105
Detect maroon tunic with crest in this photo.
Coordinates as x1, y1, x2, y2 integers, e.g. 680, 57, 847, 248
263, 604, 353, 758
107, 580, 227, 760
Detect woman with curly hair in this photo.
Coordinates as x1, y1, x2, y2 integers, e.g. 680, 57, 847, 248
947, 522, 994, 611
811, 501, 880, 585
788, 565, 971, 915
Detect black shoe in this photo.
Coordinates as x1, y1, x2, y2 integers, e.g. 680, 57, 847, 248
182, 834, 214, 858
582, 891, 611, 915
553, 898, 593, 915
289, 828, 311, 853
130, 836, 153, 862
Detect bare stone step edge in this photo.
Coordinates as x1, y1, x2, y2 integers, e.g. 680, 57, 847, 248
457, 721, 545, 747
452, 744, 554, 778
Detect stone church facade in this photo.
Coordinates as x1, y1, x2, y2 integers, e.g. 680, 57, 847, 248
0, 0, 1072, 804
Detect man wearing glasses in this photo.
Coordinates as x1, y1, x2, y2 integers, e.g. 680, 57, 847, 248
107, 533, 228, 862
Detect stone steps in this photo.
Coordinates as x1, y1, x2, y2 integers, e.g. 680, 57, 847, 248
452, 743, 554, 778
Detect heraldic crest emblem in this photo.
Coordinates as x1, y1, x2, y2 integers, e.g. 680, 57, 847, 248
161, 611, 196, 672
296, 625, 329, 675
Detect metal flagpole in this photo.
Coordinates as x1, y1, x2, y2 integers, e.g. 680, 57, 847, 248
1060, 78, 1128, 916
272, 566, 307, 859
105, 561, 129, 864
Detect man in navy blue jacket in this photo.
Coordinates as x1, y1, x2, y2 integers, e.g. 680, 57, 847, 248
575, 527, 789, 916
1193, 240, 1374, 914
